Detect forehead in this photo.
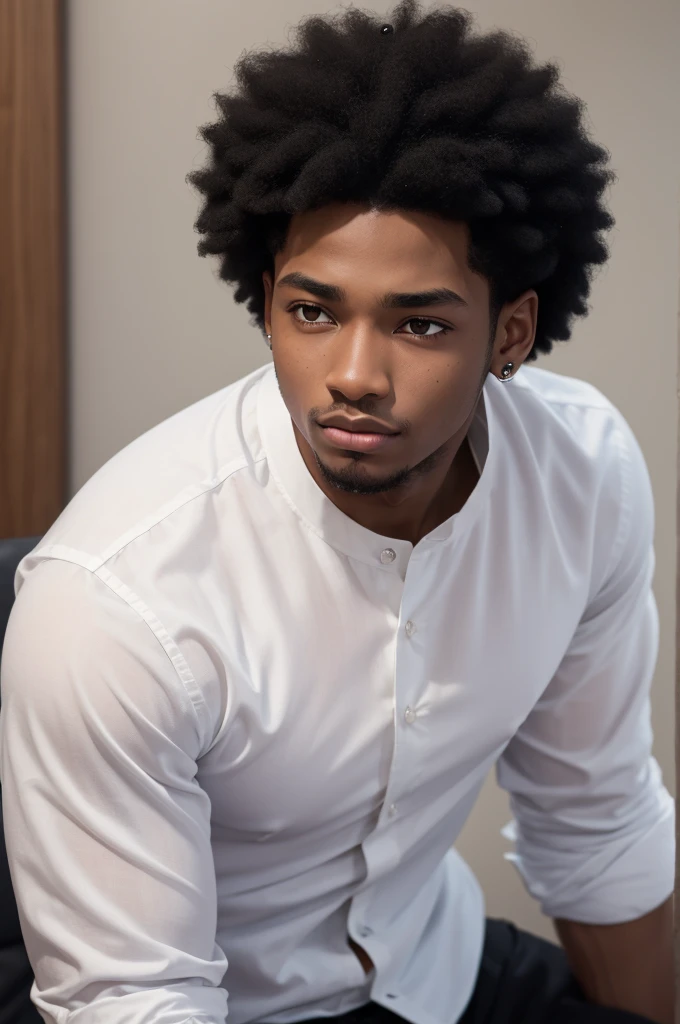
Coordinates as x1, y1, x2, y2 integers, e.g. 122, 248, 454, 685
278, 203, 474, 288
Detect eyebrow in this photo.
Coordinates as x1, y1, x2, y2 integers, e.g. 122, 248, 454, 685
276, 271, 469, 309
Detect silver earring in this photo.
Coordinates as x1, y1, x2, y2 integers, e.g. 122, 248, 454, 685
499, 362, 514, 381
266, 333, 272, 349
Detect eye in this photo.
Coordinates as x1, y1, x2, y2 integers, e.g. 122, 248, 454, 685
290, 303, 334, 326
399, 318, 450, 337
286, 301, 450, 337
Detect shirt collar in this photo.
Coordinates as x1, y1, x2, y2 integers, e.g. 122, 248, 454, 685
257, 363, 499, 572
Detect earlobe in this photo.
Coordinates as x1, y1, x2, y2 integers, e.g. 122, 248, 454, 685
262, 270, 273, 334
491, 291, 537, 378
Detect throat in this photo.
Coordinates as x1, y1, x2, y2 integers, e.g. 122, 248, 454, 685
414, 435, 480, 541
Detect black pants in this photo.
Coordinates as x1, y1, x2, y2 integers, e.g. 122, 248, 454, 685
295, 919, 657, 1024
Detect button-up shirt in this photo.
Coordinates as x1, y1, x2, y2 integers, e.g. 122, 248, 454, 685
0, 360, 674, 1024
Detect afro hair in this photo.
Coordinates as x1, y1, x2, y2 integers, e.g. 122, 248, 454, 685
188, 0, 616, 360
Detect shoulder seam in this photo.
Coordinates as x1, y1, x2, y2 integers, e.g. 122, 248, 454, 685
96, 454, 259, 570
21, 554, 212, 753
511, 375, 632, 596
601, 417, 634, 588
22, 452, 263, 579
512, 376, 614, 414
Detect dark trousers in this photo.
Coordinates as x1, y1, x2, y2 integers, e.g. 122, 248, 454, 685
295, 919, 657, 1024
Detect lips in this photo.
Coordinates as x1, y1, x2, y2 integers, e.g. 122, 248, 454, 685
318, 416, 399, 435
319, 424, 400, 453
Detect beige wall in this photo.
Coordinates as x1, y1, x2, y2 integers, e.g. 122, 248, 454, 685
66, 0, 680, 942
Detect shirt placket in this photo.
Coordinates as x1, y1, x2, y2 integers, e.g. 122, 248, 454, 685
347, 546, 425, 978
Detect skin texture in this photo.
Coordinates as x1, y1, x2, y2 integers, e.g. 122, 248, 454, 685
261, 203, 673, 1018
262, 202, 537, 548
555, 901, 674, 1024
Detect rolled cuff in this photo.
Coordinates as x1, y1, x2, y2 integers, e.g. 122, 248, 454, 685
501, 784, 675, 924
32, 984, 228, 1024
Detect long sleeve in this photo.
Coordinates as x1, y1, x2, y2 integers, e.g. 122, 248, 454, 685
0, 558, 228, 1024
496, 413, 674, 924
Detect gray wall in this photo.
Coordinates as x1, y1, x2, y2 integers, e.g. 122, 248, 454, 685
67, 0, 680, 941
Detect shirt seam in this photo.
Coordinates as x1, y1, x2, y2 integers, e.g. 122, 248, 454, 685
21, 552, 213, 754
94, 454, 260, 571
516, 393, 614, 412
510, 375, 621, 444
511, 380, 633, 596
513, 369, 615, 412
600, 417, 633, 590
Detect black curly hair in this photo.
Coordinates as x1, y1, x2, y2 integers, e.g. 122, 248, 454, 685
188, 0, 616, 361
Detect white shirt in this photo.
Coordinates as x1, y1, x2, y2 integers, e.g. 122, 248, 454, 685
0, 360, 674, 1024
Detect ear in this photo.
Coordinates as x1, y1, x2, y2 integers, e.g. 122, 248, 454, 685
262, 270, 274, 336
489, 289, 538, 376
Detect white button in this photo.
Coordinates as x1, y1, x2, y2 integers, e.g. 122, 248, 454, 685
405, 620, 416, 637
380, 548, 396, 564
359, 925, 373, 937
388, 803, 397, 817
404, 706, 417, 724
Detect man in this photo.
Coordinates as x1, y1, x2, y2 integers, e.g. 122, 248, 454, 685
0, 2, 674, 1023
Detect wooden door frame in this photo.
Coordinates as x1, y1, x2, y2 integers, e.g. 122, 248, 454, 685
0, 0, 66, 538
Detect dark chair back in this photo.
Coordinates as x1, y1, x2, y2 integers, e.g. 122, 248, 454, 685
0, 536, 45, 1023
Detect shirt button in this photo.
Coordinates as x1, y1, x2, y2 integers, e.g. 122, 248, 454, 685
359, 925, 373, 937
405, 620, 416, 637
380, 548, 396, 564
388, 803, 397, 817
404, 706, 417, 724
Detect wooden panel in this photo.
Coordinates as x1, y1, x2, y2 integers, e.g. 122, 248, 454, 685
0, 0, 65, 538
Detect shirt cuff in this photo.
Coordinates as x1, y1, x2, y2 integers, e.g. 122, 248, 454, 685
501, 784, 675, 924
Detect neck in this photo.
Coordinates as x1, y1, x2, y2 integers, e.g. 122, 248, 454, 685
387, 436, 480, 545
294, 424, 481, 546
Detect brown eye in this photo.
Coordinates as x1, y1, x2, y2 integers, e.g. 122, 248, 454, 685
402, 318, 449, 337
288, 304, 451, 337
291, 303, 333, 325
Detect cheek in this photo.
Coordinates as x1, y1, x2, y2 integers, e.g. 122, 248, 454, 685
270, 362, 319, 440
403, 359, 478, 426
274, 335, 327, 386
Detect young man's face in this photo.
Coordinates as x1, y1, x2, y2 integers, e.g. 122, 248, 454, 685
262, 202, 536, 525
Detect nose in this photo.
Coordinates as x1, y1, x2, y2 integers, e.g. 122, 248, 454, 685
322, 327, 392, 401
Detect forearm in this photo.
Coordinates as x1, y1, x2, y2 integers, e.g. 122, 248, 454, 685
554, 896, 673, 1024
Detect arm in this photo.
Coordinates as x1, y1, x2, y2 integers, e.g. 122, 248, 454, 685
496, 413, 674, 1023
555, 898, 673, 1024
0, 558, 228, 1024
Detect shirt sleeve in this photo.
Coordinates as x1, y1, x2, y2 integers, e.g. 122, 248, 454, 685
0, 558, 228, 1024
495, 410, 675, 925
